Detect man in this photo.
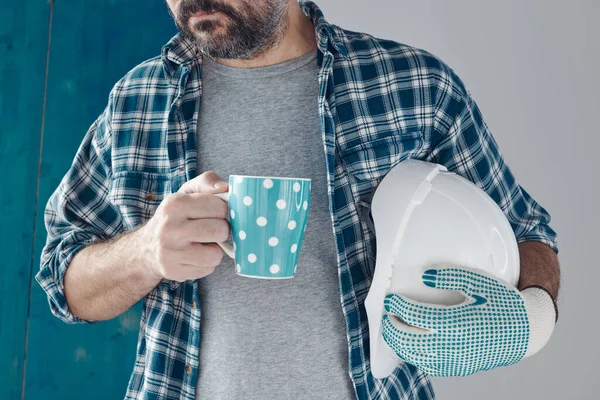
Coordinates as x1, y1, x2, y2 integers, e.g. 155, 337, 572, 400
36, 0, 560, 399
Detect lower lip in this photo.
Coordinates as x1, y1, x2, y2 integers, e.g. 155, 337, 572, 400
191, 11, 218, 19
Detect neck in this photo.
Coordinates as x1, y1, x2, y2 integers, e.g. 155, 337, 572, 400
214, 2, 317, 68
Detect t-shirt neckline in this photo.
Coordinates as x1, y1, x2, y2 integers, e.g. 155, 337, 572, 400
201, 50, 318, 78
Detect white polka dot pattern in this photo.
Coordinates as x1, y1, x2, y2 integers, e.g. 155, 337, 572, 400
228, 176, 310, 278
256, 217, 267, 226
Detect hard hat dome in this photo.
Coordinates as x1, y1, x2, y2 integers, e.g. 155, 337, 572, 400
365, 159, 520, 379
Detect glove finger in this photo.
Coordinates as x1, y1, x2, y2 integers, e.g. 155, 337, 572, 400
423, 265, 510, 297
383, 336, 439, 371
422, 266, 477, 294
401, 350, 437, 369
384, 293, 470, 330
384, 293, 441, 330
424, 265, 522, 307
381, 313, 436, 357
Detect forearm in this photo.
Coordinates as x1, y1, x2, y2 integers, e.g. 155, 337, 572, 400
517, 240, 560, 300
64, 225, 161, 321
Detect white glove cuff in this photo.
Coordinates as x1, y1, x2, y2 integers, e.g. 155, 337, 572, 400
521, 287, 557, 358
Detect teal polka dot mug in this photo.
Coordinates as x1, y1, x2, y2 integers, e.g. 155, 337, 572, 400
214, 175, 311, 279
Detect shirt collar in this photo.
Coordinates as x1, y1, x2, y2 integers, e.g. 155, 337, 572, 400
299, 0, 349, 59
161, 0, 348, 80
161, 34, 200, 83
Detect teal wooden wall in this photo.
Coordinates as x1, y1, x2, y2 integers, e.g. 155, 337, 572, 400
0, 1, 177, 398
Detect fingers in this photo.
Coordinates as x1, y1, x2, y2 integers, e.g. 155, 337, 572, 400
178, 243, 225, 268
145, 172, 231, 282
169, 264, 217, 282
161, 192, 229, 220
179, 171, 229, 195
158, 243, 225, 282
175, 219, 231, 244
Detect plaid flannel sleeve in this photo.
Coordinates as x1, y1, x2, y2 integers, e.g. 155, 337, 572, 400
429, 66, 559, 254
35, 84, 124, 324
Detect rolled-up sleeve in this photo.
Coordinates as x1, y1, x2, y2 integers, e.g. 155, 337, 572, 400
429, 66, 559, 254
36, 86, 124, 324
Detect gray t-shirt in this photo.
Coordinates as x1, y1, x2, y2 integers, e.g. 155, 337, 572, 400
194, 51, 356, 399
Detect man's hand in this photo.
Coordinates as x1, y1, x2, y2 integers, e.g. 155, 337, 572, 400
380, 265, 556, 377
63, 171, 230, 322
139, 171, 230, 282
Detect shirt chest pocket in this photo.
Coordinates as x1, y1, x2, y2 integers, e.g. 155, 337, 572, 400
338, 129, 425, 185
109, 171, 172, 231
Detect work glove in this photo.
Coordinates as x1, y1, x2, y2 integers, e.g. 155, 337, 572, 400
381, 265, 557, 377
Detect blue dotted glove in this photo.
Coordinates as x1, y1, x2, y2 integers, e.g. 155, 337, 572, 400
381, 266, 534, 377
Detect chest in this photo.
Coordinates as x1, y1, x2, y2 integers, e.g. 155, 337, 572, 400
196, 76, 323, 179
107, 69, 430, 233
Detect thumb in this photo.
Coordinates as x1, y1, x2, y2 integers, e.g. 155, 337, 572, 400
179, 171, 229, 194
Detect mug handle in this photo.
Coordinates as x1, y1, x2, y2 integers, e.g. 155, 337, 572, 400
214, 192, 235, 259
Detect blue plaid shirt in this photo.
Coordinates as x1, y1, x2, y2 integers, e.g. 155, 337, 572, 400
36, 2, 558, 399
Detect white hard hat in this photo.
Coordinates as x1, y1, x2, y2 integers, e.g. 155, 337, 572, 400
363, 159, 520, 379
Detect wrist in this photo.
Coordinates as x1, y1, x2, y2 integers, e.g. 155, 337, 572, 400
128, 224, 164, 284
521, 287, 556, 358
520, 284, 558, 322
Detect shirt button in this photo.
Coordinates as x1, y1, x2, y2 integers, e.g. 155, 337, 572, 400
185, 364, 192, 374
145, 193, 156, 201
191, 300, 197, 309
178, 167, 185, 173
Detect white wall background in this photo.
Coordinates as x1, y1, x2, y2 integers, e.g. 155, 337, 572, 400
315, 0, 599, 399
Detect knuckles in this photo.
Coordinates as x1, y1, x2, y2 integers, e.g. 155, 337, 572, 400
160, 192, 184, 213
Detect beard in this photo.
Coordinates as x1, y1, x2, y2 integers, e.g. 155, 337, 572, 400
172, 0, 289, 60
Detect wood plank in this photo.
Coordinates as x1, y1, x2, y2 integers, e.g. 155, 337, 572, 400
25, 1, 177, 398
0, 2, 51, 399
